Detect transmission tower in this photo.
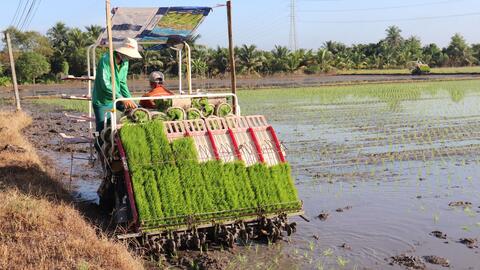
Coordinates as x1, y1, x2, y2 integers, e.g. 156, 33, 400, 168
289, 0, 298, 51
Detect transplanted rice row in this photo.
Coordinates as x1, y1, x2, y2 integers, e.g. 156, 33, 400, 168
119, 121, 300, 225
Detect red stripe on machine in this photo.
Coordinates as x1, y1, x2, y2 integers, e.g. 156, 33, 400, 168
248, 127, 265, 163
228, 128, 243, 161
267, 126, 286, 163
207, 130, 220, 160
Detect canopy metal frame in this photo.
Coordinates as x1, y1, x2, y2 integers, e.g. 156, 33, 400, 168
82, 2, 238, 157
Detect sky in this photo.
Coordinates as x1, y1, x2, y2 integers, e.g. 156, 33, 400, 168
1, 0, 479, 50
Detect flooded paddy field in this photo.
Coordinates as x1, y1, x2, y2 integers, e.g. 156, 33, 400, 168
235, 80, 480, 269
17, 79, 480, 269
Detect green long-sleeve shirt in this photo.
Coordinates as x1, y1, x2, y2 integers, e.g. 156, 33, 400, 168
92, 52, 132, 106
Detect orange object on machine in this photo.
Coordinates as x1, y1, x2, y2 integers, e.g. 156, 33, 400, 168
140, 86, 174, 109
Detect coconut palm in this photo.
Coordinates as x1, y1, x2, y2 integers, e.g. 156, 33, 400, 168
316, 49, 333, 72
67, 28, 89, 50
85, 25, 103, 43
385, 25, 404, 49
350, 51, 367, 69
445, 33, 475, 66
237, 44, 264, 76
209, 47, 229, 76
47, 22, 70, 54
323, 40, 347, 54
270, 45, 290, 73
285, 52, 301, 73
131, 50, 163, 75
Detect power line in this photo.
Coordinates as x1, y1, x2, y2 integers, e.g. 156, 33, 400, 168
24, 0, 42, 30
15, 0, 32, 29
19, 0, 37, 31
298, 11, 480, 24
297, 0, 459, 13
10, 0, 24, 27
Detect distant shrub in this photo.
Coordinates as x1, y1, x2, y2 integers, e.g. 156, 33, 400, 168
16, 52, 50, 84
304, 64, 320, 74
0, 76, 12, 87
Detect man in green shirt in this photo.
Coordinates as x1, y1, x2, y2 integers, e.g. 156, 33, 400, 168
92, 37, 141, 133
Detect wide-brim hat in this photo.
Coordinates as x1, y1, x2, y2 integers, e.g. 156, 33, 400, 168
115, 37, 142, 59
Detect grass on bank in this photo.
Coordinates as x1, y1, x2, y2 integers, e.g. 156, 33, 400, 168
30, 98, 90, 113
0, 111, 143, 270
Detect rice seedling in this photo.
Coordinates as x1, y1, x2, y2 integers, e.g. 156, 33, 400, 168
119, 120, 300, 224
337, 256, 349, 268
186, 108, 202, 120
216, 103, 233, 117
322, 248, 333, 257
166, 107, 185, 120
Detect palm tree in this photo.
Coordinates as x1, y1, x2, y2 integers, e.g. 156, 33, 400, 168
285, 52, 301, 73
323, 41, 347, 54
385, 25, 403, 49
350, 51, 367, 69
192, 58, 208, 78
208, 47, 229, 76
297, 49, 315, 68
47, 22, 69, 54
316, 49, 333, 72
67, 28, 89, 50
85, 25, 103, 43
159, 49, 178, 75
270, 45, 289, 73
445, 33, 474, 66
131, 50, 163, 75
237, 44, 264, 76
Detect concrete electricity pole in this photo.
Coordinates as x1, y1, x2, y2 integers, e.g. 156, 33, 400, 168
5, 32, 21, 111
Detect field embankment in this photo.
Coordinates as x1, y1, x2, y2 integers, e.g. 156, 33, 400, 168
336, 66, 480, 75
0, 111, 143, 270
1, 71, 480, 100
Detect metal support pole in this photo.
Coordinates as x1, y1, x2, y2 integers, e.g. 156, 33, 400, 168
5, 32, 21, 111
86, 45, 94, 132
227, 0, 237, 114
184, 42, 192, 94
178, 49, 183, 94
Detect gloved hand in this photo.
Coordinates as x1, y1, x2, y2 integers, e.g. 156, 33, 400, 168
122, 100, 137, 109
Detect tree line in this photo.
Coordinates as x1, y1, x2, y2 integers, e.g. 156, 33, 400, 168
1, 23, 479, 85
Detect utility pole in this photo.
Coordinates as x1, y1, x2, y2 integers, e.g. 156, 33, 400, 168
5, 32, 21, 111
226, 0, 237, 114
289, 0, 298, 51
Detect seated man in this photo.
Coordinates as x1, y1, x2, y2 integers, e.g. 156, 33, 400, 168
140, 71, 174, 109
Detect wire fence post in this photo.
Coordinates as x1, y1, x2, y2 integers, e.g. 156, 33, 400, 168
5, 32, 21, 111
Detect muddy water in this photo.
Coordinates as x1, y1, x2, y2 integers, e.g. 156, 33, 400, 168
236, 83, 480, 269
22, 108, 103, 205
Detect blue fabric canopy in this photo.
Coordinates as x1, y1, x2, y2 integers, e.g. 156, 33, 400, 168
98, 7, 212, 49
